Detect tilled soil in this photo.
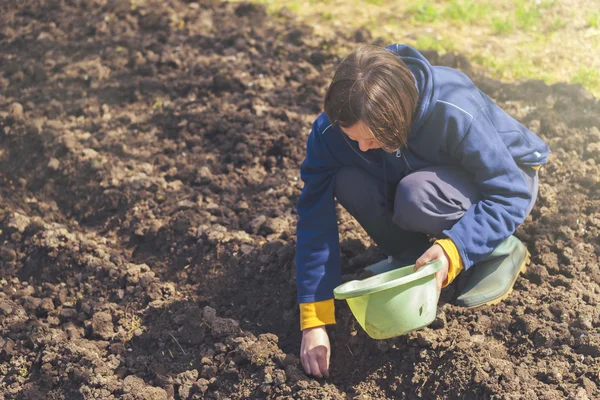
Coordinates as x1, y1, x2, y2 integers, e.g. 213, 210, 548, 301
1, 1, 599, 399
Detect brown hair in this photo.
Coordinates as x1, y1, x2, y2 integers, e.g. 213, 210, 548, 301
324, 45, 419, 152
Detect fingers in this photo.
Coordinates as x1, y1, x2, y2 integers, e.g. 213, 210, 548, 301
300, 326, 330, 379
309, 356, 322, 378
414, 256, 426, 271
415, 248, 435, 271
300, 353, 311, 376
435, 264, 449, 294
301, 348, 329, 378
316, 347, 330, 378
436, 270, 444, 293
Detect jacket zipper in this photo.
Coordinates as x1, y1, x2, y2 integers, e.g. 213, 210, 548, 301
396, 148, 413, 172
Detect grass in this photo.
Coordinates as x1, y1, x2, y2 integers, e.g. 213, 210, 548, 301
322, 11, 333, 20
246, 0, 600, 98
444, 0, 489, 23
408, 2, 440, 23
416, 35, 456, 53
573, 67, 600, 90
549, 17, 566, 32
538, 0, 558, 9
474, 54, 548, 82
122, 311, 144, 342
492, 16, 513, 34
588, 11, 600, 28
515, 2, 542, 30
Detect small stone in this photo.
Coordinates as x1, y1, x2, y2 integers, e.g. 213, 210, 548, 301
576, 315, 594, 330
203, 306, 239, 337
250, 215, 267, 234
586, 142, 600, 160
109, 343, 126, 355
295, 380, 309, 390
198, 166, 212, 179
264, 373, 273, 384
263, 217, 288, 234
21, 296, 41, 312
568, 387, 589, 400
471, 334, 486, 344
39, 298, 55, 314
64, 322, 82, 340
0, 302, 13, 315
0, 246, 16, 262
580, 376, 597, 397
91, 311, 115, 340
37, 32, 54, 41
547, 368, 562, 384
134, 328, 143, 337
17, 285, 34, 297
161, 282, 175, 298
123, 375, 145, 393
196, 378, 209, 393
285, 365, 305, 383
214, 342, 227, 353
416, 332, 434, 347
273, 369, 286, 386
9, 102, 24, 120
178, 383, 193, 399
240, 244, 255, 255
80, 302, 92, 316
7, 213, 30, 233
1, 337, 16, 357
201, 365, 217, 379
60, 308, 78, 320
274, 353, 298, 368
203, 306, 217, 321
48, 158, 60, 170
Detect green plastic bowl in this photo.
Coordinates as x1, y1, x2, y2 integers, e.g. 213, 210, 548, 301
333, 260, 442, 339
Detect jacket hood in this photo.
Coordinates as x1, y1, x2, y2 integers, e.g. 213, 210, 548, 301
385, 44, 438, 137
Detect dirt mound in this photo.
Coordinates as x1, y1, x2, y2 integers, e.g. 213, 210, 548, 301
1, 0, 599, 399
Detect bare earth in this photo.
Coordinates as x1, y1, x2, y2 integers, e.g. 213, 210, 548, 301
0, 1, 599, 399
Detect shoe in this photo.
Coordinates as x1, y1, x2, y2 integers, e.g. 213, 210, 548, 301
455, 235, 530, 308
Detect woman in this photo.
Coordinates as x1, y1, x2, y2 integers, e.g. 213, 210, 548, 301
295, 44, 549, 378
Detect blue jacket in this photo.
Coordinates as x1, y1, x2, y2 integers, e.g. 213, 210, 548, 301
295, 44, 550, 303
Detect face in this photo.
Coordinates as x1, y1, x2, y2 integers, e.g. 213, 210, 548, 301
341, 121, 381, 152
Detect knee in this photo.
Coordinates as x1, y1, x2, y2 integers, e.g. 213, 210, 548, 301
334, 167, 383, 218
393, 175, 436, 233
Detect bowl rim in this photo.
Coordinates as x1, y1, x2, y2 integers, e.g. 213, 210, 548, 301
333, 259, 442, 300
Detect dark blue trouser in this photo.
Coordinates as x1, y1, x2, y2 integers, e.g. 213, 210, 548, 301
334, 165, 539, 260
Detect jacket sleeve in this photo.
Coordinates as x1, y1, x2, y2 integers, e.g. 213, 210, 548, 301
444, 109, 533, 269
295, 119, 342, 303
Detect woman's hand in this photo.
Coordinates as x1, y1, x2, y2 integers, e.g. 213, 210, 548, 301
300, 326, 330, 378
415, 244, 450, 294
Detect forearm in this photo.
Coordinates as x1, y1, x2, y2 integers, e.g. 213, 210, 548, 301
299, 299, 336, 331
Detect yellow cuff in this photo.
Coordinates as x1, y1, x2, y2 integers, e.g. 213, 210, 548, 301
435, 238, 464, 288
299, 299, 336, 331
